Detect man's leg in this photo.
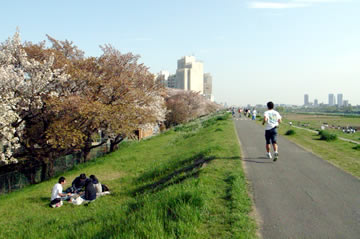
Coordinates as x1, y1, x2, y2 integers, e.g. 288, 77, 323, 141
265, 130, 272, 158
266, 144, 271, 153
273, 143, 278, 152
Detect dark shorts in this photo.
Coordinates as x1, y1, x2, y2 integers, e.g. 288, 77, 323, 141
265, 127, 278, 144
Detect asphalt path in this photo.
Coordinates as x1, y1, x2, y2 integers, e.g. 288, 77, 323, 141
233, 116, 360, 239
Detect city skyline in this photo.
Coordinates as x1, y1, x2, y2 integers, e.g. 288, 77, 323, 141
303, 93, 352, 106
1, 0, 359, 106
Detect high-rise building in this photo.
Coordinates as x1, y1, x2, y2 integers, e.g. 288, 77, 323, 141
337, 93, 343, 107
314, 99, 318, 107
343, 100, 349, 107
304, 94, 309, 106
203, 73, 214, 101
328, 94, 336, 106
175, 56, 204, 94
167, 74, 177, 88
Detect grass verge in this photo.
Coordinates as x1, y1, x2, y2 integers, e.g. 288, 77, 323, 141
278, 124, 360, 178
0, 112, 256, 239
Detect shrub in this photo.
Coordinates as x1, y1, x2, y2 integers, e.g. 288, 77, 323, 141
285, 129, 296, 136
216, 114, 229, 121
174, 124, 199, 132
353, 145, 360, 151
318, 130, 338, 141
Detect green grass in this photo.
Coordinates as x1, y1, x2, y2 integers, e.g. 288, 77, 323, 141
278, 124, 360, 178
283, 113, 360, 142
0, 112, 257, 239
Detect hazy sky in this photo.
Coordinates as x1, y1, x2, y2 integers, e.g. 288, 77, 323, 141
1, 0, 359, 106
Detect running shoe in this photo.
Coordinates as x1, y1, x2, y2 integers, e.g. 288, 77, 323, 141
274, 152, 279, 162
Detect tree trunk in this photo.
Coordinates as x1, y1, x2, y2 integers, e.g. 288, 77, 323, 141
110, 140, 116, 152
110, 136, 124, 152
82, 141, 92, 162
40, 161, 48, 181
40, 159, 55, 181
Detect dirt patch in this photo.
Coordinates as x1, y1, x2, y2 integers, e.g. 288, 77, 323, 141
92, 171, 125, 182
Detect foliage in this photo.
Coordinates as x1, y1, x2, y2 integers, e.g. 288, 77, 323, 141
0, 31, 68, 166
318, 130, 338, 141
0, 31, 167, 178
285, 129, 296, 135
353, 144, 360, 151
165, 89, 220, 127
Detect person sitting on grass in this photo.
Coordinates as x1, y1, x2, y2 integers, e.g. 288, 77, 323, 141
90, 175, 102, 195
70, 173, 88, 193
50, 176, 71, 208
78, 177, 97, 202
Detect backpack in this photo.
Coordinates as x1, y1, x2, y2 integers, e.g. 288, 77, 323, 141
101, 184, 110, 192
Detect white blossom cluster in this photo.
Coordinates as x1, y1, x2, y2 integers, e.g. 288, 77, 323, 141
0, 32, 68, 165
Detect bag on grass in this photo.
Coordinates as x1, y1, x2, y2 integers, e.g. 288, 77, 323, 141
71, 196, 84, 205
101, 184, 110, 192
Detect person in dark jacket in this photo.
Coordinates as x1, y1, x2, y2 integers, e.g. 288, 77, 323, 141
90, 175, 102, 194
83, 178, 96, 201
71, 173, 88, 193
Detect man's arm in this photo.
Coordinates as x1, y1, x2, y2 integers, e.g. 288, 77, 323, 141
58, 192, 71, 197
262, 116, 267, 125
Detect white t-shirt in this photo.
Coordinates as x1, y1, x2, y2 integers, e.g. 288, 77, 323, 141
252, 110, 257, 116
51, 183, 63, 201
264, 109, 282, 130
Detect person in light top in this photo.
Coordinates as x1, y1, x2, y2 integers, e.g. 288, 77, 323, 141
50, 176, 71, 208
262, 101, 282, 161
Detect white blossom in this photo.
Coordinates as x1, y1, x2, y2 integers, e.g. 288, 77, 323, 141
0, 31, 68, 165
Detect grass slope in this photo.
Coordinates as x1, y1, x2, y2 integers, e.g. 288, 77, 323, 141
277, 123, 360, 178
0, 113, 256, 239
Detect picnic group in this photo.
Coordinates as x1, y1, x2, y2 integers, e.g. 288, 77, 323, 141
50, 173, 110, 208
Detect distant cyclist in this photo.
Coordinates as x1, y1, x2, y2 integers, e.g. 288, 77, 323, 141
262, 101, 282, 161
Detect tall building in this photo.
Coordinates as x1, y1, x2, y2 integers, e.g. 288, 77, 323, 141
337, 93, 343, 107
304, 94, 309, 106
203, 73, 214, 101
314, 99, 318, 107
175, 56, 204, 94
167, 74, 177, 88
328, 94, 336, 106
343, 100, 349, 107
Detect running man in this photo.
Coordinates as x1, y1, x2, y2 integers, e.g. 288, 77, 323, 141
262, 101, 282, 161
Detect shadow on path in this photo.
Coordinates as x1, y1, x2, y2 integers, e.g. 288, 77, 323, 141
242, 157, 273, 164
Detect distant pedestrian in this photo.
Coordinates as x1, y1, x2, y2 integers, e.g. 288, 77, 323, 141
262, 101, 282, 161
251, 108, 257, 120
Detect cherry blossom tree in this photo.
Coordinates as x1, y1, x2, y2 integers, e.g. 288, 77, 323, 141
0, 31, 68, 167
0, 31, 167, 177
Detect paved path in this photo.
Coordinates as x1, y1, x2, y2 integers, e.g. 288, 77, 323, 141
233, 117, 360, 239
